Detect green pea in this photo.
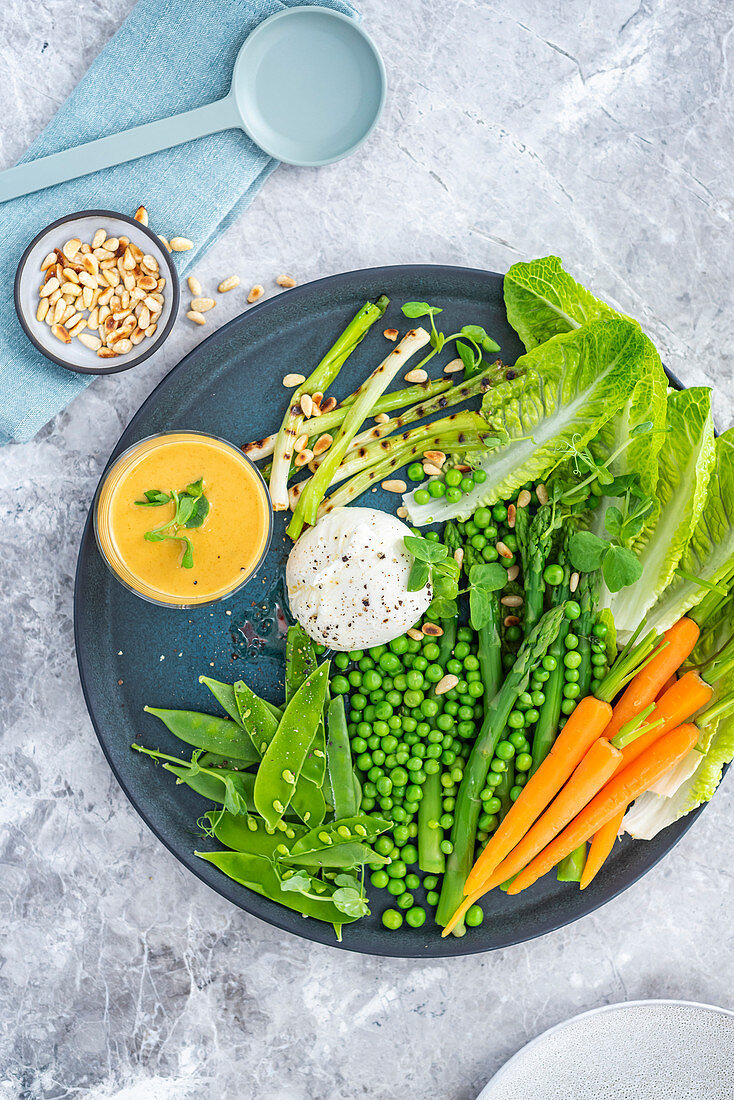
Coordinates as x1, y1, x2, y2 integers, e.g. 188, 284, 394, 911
495, 740, 515, 761
445, 468, 462, 487
561, 698, 576, 715
465, 904, 484, 927
478, 812, 498, 831
490, 758, 507, 773
387, 878, 406, 896
414, 489, 431, 505
482, 545, 499, 562
406, 906, 426, 927
397, 891, 414, 910
564, 651, 582, 669
515, 752, 533, 772
473, 469, 487, 483
460, 477, 474, 494
542, 655, 557, 672
331, 675, 350, 695
543, 563, 564, 586
473, 507, 491, 528
507, 710, 525, 729
426, 890, 440, 906
483, 796, 501, 814
492, 504, 508, 522
427, 479, 446, 498
563, 682, 580, 699
371, 869, 389, 888
439, 839, 454, 854
382, 909, 403, 929
407, 462, 424, 482
593, 622, 608, 637
565, 600, 581, 620
510, 785, 523, 801
401, 843, 418, 864
591, 652, 607, 667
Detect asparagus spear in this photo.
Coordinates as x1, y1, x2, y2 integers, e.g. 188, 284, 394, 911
269, 296, 389, 510
287, 327, 431, 537
418, 616, 458, 874
529, 549, 571, 775
515, 503, 563, 632
435, 605, 566, 933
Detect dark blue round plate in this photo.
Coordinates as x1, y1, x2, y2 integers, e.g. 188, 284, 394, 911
74, 265, 704, 956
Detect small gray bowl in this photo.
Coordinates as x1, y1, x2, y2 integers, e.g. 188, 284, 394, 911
14, 209, 180, 375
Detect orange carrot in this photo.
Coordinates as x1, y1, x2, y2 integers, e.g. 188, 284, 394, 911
577, 671, 712, 890
579, 809, 625, 890
463, 697, 613, 894
442, 737, 620, 936
603, 619, 699, 742
656, 674, 677, 700
506, 723, 700, 894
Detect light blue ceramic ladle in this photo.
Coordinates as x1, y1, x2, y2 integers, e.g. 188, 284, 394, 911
0, 7, 386, 204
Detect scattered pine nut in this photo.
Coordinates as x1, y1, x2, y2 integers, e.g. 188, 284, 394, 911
374, 412, 390, 424
383, 328, 399, 341
454, 547, 464, 566
170, 237, 193, 252
247, 284, 265, 303
186, 310, 206, 325
321, 396, 337, 413
496, 541, 513, 559
283, 373, 305, 387
190, 296, 215, 312
570, 571, 580, 594
51, 323, 71, 344
158, 235, 172, 252
423, 462, 443, 477
501, 594, 524, 608
424, 450, 445, 466
404, 368, 428, 384
300, 393, 313, 417
312, 391, 324, 408
435, 673, 459, 696
276, 274, 296, 288
313, 433, 333, 456
407, 627, 424, 641
536, 482, 549, 505
443, 358, 463, 373
422, 622, 443, 637
187, 275, 202, 295
517, 489, 532, 509
294, 433, 309, 453
504, 614, 520, 627
134, 205, 149, 226
294, 449, 314, 468
507, 503, 517, 528
507, 564, 520, 582
382, 479, 407, 493
396, 506, 408, 519
218, 275, 240, 293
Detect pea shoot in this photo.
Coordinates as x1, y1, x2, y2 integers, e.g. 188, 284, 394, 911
135, 477, 209, 569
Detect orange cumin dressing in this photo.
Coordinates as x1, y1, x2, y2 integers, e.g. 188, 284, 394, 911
96, 432, 270, 605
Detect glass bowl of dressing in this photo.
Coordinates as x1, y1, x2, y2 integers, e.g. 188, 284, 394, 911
94, 431, 272, 608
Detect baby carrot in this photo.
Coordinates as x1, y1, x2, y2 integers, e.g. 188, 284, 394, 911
443, 737, 621, 936
506, 723, 700, 894
579, 809, 625, 890
463, 696, 613, 894
603, 619, 700, 742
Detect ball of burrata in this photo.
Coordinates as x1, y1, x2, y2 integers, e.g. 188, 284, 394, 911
286, 507, 432, 651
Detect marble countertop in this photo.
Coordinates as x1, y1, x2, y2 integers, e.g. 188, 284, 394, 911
2, 0, 733, 1096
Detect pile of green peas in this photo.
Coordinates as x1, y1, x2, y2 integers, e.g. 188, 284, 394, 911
408, 462, 488, 506
330, 606, 487, 929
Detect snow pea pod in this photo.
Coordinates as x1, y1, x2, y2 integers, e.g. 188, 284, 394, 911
166, 763, 256, 811
204, 809, 306, 856
254, 662, 330, 829
144, 706, 260, 764
286, 625, 327, 787
279, 840, 389, 869
290, 778, 327, 827
197, 750, 254, 770
288, 813, 391, 858
327, 696, 358, 819
195, 850, 361, 927
201, 676, 284, 726
234, 680, 279, 755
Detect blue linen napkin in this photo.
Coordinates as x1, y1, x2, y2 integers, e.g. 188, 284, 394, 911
0, 0, 357, 444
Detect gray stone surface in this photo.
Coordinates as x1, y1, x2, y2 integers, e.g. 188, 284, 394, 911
1, 1, 733, 1096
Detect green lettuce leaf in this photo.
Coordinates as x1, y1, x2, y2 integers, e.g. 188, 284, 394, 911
404, 318, 656, 525
623, 708, 734, 839
645, 427, 734, 634
604, 387, 716, 638
503, 255, 635, 351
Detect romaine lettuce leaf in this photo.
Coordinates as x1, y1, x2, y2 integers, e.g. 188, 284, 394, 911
644, 427, 734, 634
504, 255, 635, 351
623, 708, 734, 839
404, 317, 656, 525
604, 387, 716, 638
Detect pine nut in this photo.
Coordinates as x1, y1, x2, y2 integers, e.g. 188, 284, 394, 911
407, 628, 424, 641
36, 299, 49, 322
383, 328, 399, 341
404, 368, 428, 384
92, 229, 106, 249
283, 373, 305, 387
501, 594, 524, 608
158, 235, 173, 252
294, 433, 309, 453
374, 412, 390, 424
51, 324, 71, 343
187, 275, 202, 295
52, 298, 66, 325
40, 252, 56, 272
507, 503, 517, 528
424, 450, 446, 466
141, 256, 159, 275
496, 541, 513, 559
78, 333, 102, 351
294, 449, 314, 468
218, 275, 240, 293
300, 393, 313, 417
39, 278, 59, 298
381, 479, 407, 493
97, 347, 119, 359
103, 238, 119, 253
422, 622, 444, 637
186, 311, 206, 325
170, 237, 193, 251
247, 284, 265, 303
145, 323, 157, 338
570, 571, 580, 594
313, 434, 333, 456
422, 462, 443, 477
62, 267, 80, 283
134, 205, 149, 226
507, 564, 520, 582
62, 238, 81, 261
454, 547, 464, 566
68, 318, 88, 338
114, 338, 133, 354
517, 489, 531, 508
276, 274, 296, 288
321, 396, 337, 413
536, 482, 549, 505
397, 506, 409, 518
435, 673, 459, 695
504, 615, 520, 628
191, 297, 215, 313
443, 358, 463, 373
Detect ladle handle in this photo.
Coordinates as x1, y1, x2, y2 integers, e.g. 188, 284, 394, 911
0, 95, 242, 204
